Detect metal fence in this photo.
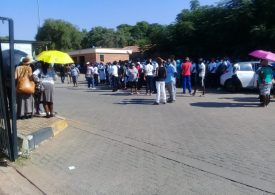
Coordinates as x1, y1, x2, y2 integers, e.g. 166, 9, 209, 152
0, 43, 11, 157
0, 17, 18, 161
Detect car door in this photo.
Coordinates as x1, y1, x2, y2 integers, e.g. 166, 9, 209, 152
236, 63, 255, 88
252, 63, 260, 88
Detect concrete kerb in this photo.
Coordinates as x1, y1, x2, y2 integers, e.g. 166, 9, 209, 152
17, 116, 68, 157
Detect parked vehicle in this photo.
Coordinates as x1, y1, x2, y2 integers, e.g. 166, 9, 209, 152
220, 61, 260, 92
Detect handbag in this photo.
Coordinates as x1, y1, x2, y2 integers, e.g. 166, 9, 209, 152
35, 81, 45, 94
16, 67, 35, 94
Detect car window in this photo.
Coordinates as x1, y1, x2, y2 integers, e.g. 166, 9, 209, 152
239, 63, 253, 71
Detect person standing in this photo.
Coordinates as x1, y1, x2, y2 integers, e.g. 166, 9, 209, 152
216, 58, 227, 89
207, 58, 217, 88
190, 60, 197, 87
144, 59, 154, 95
66, 64, 72, 84
176, 59, 182, 87
111, 61, 119, 92
165, 59, 177, 103
59, 64, 66, 83
192, 58, 206, 96
33, 62, 57, 118
86, 62, 95, 89
93, 64, 99, 86
98, 62, 106, 84
71, 64, 80, 87
135, 62, 142, 90
32, 61, 45, 116
126, 63, 139, 95
181, 57, 192, 94
257, 59, 273, 107
170, 55, 177, 69
15, 57, 34, 119
154, 58, 167, 105
152, 59, 159, 94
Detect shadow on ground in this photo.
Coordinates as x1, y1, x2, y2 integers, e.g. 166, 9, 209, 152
190, 101, 259, 108
114, 98, 154, 105
218, 96, 259, 103
100, 92, 132, 96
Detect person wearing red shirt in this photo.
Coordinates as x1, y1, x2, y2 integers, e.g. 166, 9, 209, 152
181, 57, 192, 94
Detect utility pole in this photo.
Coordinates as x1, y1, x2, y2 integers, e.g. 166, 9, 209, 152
37, 0, 41, 28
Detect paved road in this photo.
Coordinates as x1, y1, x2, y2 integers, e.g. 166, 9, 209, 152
16, 76, 275, 194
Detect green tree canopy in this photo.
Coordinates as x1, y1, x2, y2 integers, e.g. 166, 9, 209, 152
35, 0, 275, 59
36, 19, 83, 51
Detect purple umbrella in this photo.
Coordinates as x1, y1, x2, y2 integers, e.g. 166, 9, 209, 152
249, 50, 275, 62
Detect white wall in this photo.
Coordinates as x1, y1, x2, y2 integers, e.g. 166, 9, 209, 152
1, 43, 33, 57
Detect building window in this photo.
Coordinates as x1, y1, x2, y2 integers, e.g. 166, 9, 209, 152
100, 54, 104, 62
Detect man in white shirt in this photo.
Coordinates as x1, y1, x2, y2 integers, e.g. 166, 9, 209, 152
152, 59, 159, 93
111, 61, 119, 92
144, 59, 154, 95
93, 64, 99, 86
192, 58, 206, 96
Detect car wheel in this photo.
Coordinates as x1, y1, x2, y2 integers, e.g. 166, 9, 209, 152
225, 79, 237, 92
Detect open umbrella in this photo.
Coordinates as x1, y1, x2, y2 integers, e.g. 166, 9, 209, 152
37, 50, 74, 64
249, 50, 275, 62
1, 49, 28, 78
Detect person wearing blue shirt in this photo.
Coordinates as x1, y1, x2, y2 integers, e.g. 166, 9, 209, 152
176, 59, 182, 87
165, 59, 177, 103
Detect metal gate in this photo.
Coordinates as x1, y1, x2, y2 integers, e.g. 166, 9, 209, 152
0, 17, 18, 161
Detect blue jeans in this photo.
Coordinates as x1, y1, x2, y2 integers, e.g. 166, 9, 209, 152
166, 81, 176, 101
182, 76, 192, 94
146, 75, 153, 94
60, 76, 65, 83
87, 77, 95, 88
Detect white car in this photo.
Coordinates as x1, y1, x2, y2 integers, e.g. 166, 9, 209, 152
220, 61, 260, 92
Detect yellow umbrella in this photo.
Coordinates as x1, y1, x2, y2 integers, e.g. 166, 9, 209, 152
37, 50, 74, 64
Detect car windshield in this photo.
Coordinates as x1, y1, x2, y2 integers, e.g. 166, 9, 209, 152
237, 63, 253, 71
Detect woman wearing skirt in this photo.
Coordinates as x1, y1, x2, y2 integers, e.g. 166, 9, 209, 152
33, 62, 57, 117
15, 57, 34, 119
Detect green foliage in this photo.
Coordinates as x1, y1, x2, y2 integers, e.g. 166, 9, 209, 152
35, 19, 83, 51
35, 0, 275, 58
0, 36, 9, 41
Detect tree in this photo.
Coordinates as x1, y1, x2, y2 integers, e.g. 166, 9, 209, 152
190, 0, 200, 10
0, 36, 9, 41
35, 19, 83, 51
131, 21, 150, 40
116, 24, 134, 46
81, 27, 117, 48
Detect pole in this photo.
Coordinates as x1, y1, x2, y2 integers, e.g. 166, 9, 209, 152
8, 18, 18, 161
37, 0, 41, 28
0, 17, 18, 161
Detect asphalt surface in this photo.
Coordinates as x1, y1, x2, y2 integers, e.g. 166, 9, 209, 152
15, 75, 275, 194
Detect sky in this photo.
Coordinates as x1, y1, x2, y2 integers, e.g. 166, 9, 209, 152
0, 0, 218, 40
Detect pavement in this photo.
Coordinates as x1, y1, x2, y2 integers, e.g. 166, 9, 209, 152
0, 165, 44, 195
17, 114, 68, 155
0, 99, 68, 194
1, 75, 275, 194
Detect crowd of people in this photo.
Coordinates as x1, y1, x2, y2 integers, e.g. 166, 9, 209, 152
69, 56, 234, 105
15, 55, 273, 120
